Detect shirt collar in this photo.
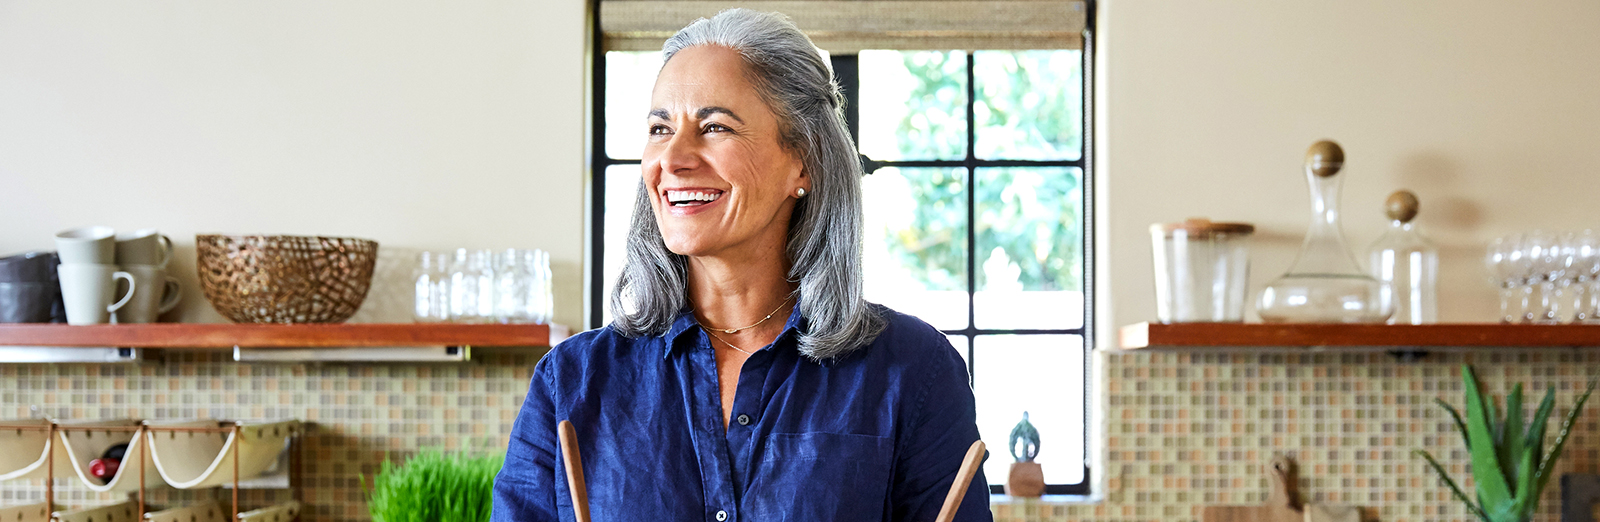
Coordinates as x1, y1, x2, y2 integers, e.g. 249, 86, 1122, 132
661, 294, 807, 358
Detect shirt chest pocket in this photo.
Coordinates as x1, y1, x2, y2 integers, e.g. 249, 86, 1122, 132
746, 432, 894, 521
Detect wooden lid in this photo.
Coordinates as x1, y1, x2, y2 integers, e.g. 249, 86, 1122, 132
1305, 140, 1344, 178
1151, 218, 1255, 237
1385, 190, 1419, 223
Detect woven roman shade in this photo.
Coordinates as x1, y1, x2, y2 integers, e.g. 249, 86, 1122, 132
600, 1, 1087, 53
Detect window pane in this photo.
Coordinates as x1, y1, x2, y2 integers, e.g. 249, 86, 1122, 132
605, 51, 663, 160
601, 164, 643, 325
973, 167, 1083, 329
946, 334, 970, 368
974, 50, 1083, 161
862, 167, 968, 329
858, 50, 967, 161
973, 334, 1086, 486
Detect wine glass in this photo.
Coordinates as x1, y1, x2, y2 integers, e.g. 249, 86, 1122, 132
1573, 230, 1600, 324
1524, 231, 1566, 323
1486, 235, 1525, 323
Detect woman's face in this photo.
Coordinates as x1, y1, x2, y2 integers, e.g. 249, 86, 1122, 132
642, 45, 808, 259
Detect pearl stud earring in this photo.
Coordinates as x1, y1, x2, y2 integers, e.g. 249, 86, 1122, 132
796, 188, 807, 198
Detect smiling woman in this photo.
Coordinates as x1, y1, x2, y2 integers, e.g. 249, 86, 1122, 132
492, 8, 992, 522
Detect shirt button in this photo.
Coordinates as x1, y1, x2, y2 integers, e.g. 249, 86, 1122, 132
716, 510, 728, 521
736, 414, 751, 426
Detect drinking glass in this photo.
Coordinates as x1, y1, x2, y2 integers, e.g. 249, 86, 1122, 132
532, 250, 553, 324
1521, 231, 1560, 323
449, 249, 489, 323
472, 249, 496, 323
1573, 230, 1600, 324
494, 249, 526, 324
413, 251, 450, 323
1486, 235, 1525, 323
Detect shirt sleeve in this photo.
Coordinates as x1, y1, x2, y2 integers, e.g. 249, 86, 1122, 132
890, 335, 994, 522
492, 359, 561, 522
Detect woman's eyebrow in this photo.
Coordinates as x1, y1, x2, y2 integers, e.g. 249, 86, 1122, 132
695, 106, 745, 123
647, 106, 747, 124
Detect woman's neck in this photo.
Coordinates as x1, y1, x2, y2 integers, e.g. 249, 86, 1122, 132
686, 243, 797, 331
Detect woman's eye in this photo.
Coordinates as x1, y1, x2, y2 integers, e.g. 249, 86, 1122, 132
649, 125, 671, 136
703, 123, 730, 133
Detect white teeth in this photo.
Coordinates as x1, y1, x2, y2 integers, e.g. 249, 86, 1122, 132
666, 190, 722, 205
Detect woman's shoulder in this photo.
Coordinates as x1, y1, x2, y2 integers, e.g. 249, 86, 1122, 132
860, 304, 964, 369
869, 304, 949, 341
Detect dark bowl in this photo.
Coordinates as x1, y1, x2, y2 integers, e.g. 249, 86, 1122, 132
0, 251, 59, 283
0, 281, 64, 323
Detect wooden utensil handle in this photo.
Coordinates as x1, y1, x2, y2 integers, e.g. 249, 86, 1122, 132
558, 420, 592, 522
934, 440, 986, 522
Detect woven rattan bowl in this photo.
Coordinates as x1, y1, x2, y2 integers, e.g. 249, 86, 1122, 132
196, 235, 379, 324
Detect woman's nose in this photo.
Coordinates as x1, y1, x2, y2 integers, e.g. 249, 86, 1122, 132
655, 132, 702, 175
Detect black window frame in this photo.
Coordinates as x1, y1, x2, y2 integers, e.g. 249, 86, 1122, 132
588, 2, 1095, 497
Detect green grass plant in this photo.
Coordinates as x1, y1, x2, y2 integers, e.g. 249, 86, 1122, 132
366, 449, 505, 522
1415, 364, 1595, 522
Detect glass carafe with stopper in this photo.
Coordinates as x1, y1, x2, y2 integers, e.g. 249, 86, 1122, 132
1256, 140, 1393, 323
1368, 190, 1438, 324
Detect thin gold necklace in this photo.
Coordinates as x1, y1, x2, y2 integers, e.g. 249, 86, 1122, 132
705, 329, 757, 355
700, 293, 795, 334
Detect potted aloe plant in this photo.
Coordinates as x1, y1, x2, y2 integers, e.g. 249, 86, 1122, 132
1415, 364, 1595, 522
366, 449, 504, 522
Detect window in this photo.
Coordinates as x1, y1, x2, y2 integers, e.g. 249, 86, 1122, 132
590, 2, 1093, 496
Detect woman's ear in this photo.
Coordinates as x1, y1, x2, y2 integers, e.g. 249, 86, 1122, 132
795, 169, 811, 198
794, 156, 810, 189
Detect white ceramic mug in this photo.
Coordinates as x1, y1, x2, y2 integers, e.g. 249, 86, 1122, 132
115, 265, 180, 324
57, 264, 135, 325
114, 229, 174, 268
55, 226, 117, 264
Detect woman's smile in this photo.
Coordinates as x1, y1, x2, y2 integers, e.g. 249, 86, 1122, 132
662, 187, 726, 216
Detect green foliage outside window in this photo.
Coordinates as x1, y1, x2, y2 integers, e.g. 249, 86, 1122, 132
872, 50, 1084, 293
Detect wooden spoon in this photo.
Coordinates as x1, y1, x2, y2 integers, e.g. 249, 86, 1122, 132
934, 440, 987, 522
557, 420, 592, 522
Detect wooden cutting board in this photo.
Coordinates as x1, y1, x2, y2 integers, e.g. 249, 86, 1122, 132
1303, 504, 1362, 522
1202, 456, 1303, 522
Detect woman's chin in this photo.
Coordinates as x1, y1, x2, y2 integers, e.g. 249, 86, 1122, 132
661, 236, 714, 258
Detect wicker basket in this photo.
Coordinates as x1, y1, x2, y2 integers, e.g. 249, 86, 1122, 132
196, 235, 378, 324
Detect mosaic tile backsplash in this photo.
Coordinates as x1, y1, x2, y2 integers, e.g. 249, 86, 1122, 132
3, 348, 1598, 521
0, 349, 546, 521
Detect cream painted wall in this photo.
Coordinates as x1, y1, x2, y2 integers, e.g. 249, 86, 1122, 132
1098, 0, 1600, 341
0, 1, 589, 326
6, 0, 1599, 335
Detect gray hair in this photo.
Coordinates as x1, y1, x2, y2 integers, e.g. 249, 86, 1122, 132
608, 8, 884, 360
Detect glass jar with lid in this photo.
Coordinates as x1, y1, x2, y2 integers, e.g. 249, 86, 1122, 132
1150, 218, 1255, 323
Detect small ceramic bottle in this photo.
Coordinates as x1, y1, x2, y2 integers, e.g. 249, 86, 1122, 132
1368, 190, 1438, 324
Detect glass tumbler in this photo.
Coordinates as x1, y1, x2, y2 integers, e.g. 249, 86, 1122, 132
449, 248, 492, 323
1150, 219, 1255, 323
413, 251, 450, 323
494, 249, 526, 323
525, 249, 552, 325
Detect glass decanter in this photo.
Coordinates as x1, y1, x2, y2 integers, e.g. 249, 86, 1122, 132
1368, 190, 1438, 324
1256, 140, 1393, 323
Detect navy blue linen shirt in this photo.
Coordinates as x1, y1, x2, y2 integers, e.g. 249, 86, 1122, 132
492, 302, 992, 522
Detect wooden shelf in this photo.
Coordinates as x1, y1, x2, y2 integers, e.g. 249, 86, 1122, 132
0, 323, 570, 349
1119, 322, 1600, 350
